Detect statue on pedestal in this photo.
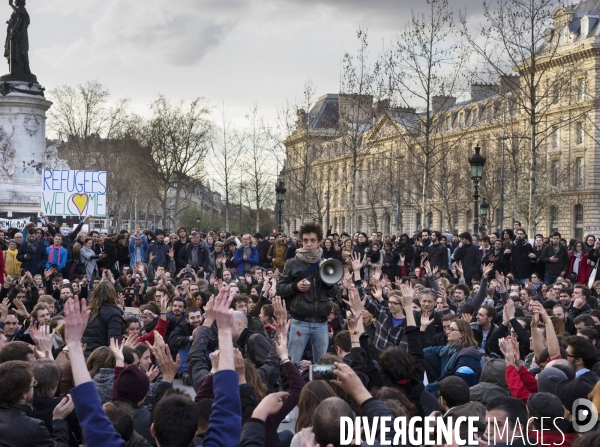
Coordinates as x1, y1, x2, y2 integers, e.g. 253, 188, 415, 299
3, 0, 35, 82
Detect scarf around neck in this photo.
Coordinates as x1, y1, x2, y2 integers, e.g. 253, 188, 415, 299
296, 247, 323, 264
27, 238, 39, 253
48, 246, 61, 266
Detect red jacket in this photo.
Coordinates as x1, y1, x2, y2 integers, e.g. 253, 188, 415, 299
568, 251, 591, 284
505, 364, 538, 404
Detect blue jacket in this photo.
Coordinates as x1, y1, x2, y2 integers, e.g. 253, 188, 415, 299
148, 240, 170, 267
129, 235, 149, 267
45, 246, 68, 271
17, 239, 48, 276
203, 370, 242, 447
233, 245, 259, 276
424, 345, 482, 393
70, 381, 126, 447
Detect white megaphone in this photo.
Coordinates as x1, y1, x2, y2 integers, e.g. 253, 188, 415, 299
319, 259, 345, 285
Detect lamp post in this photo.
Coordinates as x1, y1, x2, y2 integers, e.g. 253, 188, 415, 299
196, 214, 201, 231
275, 177, 286, 233
468, 144, 486, 239
395, 154, 405, 233
480, 199, 489, 237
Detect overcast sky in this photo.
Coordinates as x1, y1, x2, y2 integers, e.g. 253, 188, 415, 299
21, 0, 487, 127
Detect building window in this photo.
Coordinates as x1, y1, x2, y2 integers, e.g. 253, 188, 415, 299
466, 211, 472, 233
427, 212, 433, 229
578, 79, 585, 101
550, 206, 559, 234
416, 213, 422, 231
576, 157, 584, 187
551, 160, 560, 184
553, 84, 560, 104
357, 215, 363, 231
552, 127, 559, 148
576, 122, 584, 145
452, 212, 459, 235
341, 217, 345, 231
333, 217, 338, 230
574, 204, 583, 240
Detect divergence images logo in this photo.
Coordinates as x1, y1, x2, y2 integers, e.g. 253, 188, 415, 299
572, 399, 599, 433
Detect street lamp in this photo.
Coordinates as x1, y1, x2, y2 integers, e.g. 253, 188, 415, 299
480, 199, 489, 237
468, 144, 486, 239
275, 176, 286, 233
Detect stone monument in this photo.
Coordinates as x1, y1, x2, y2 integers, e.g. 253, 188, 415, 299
0, 0, 65, 219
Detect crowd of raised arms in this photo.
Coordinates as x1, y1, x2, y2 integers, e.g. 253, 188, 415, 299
3, 214, 600, 447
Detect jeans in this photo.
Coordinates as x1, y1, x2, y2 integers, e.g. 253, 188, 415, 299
177, 344, 190, 376
288, 319, 329, 364
544, 273, 559, 285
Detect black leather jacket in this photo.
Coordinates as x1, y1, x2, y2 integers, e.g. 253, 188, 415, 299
276, 256, 335, 323
0, 401, 69, 447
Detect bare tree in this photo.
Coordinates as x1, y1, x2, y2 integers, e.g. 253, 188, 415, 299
386, 0, 467, 229
130, 96, 212, 228
460, 0, 593, 235
338, 29, 383, 235
241, 105, 277, 233
209, 103, 242, 231
47, 80, 129, 157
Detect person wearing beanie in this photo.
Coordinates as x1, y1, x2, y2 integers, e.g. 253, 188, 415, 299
527, 392, 579, 447
114, 366, 152, 445
556, 377, 596, 428
536, 367, 568, 394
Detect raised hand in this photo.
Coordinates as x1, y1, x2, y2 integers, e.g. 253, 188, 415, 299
504, 299, 515, 320
346, 309, 361, 333
423, 261, 432, 277
214, 285, 234, 331
234, 349, 246, 385
64, 297, 90, 347
146, 332, 180, 383
372, 267, 382, 281
30, 322, 53, 358
109, 338, 125, 367
123, 334, 140, 349
210, 350, 220, 374
371, 283, 383, 302
420, 311, 433, 330
272, 295, 287, 329
146, 365, 159, 382
482, 263, 493, 278
350, 252, 364, 272
203, 295, 215, 327
13, 297, 29, 319
252, 391, 290, 422
342, 285, 364, 314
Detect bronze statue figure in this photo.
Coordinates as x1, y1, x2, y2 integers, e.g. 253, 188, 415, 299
3, 0, 35, 81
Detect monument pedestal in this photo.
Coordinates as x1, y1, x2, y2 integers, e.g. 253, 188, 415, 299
0, 81, 53, 214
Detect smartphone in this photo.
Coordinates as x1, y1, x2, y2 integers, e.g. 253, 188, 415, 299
185, 268, 191, 273
309, 364, 336, 381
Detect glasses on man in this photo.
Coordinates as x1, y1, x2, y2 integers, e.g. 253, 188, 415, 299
388, 301, 401, 306
30, 380, 38, 388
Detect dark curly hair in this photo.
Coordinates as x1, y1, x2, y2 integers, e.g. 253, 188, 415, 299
299, 222, 323, 242
378, 346, 414, 381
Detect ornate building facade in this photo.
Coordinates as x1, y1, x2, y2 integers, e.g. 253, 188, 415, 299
283, 2, 600, 240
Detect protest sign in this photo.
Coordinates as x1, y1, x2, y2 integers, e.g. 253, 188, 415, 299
41, 169, 107, 217
0, 218, 30, 229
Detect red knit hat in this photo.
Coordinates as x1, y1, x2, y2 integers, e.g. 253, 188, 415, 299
115, 365, 150, 404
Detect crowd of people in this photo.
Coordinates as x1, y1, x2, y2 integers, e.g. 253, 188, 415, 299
1, 215, 600, 446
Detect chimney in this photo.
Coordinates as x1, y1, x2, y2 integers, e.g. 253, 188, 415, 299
432, 96, 456, 114
499, 75, 520, 95
470, 83, 499, 102
373, 99, 390, 113
296, 109, 307, 126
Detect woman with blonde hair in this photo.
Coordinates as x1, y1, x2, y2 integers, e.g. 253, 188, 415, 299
423, 319, 482, 393
3, 239, 20, 275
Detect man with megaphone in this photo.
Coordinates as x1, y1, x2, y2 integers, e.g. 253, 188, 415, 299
277, 222, 337, 364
